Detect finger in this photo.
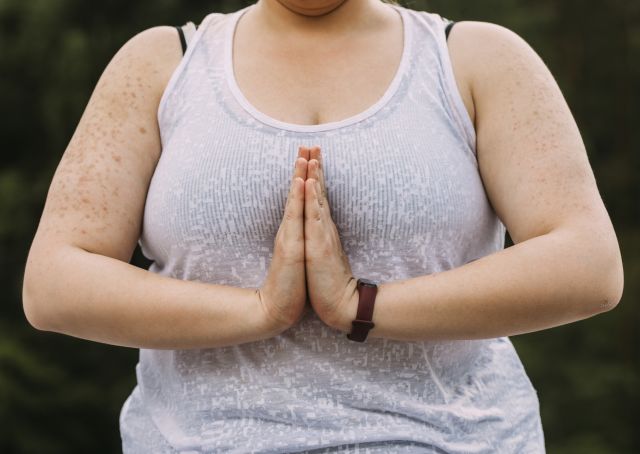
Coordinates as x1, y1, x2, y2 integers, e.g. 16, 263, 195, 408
283, 174, 305, 242
296, 145, 309, 175
296, 147, 309, 181
299, 145, 311, 174
309, 145, 323, 173
309, 145, 321, 164
308, 159, 327, 209
298, 145, 310, 162
309, 146, 326, 200
304, 178, 323, 225
285, 158, 306, 223
293, 156, 307, 182
298, 145, 309, 161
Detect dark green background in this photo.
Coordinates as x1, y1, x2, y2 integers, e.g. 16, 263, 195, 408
1, 0, 638, 452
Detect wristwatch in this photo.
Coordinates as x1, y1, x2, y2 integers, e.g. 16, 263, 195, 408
346, 278, 378, 342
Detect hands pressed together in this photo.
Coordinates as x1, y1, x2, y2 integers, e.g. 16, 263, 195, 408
256, 146, 358, 333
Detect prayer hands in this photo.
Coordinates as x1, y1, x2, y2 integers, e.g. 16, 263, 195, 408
257, 146, 357, 332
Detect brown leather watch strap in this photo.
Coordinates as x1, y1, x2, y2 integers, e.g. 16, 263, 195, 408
346, 278, 378, 342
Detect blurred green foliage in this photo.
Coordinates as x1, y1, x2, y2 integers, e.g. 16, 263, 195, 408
1, 0, 638, 452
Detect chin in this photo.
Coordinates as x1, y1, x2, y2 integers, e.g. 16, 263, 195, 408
275, 0, 351, 16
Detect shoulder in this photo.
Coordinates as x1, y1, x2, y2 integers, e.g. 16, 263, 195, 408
448, 20, 534, 54
102, 26, 183, 103
117, 25, 182, 65
446, 21, 552, 108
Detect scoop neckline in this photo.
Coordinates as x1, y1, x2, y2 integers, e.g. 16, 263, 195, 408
223, 4, 412, 133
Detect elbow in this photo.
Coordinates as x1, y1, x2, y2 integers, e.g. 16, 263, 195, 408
22, 249, 61, 332
22, 274, 51, 332
597, 260, 624, 313
590, 286, 623, 316
557, 216, 625, 317
584, 239, 624, 316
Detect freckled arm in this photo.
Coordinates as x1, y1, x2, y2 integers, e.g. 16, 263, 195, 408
22, 26, 281, 349
330, 22, 624, 340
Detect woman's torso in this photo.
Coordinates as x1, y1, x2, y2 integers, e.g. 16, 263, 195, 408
120, 4, 545, 453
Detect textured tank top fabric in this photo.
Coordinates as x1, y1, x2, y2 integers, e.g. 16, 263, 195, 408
119, 4, 545, 453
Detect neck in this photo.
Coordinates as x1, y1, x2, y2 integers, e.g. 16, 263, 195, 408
251, 0, 392, 37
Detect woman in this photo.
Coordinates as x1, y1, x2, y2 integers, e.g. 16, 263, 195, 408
22, 0, 623, 452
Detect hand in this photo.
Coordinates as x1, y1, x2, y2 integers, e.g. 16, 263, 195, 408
303, 146, 358, 329
256, 147, 310, 332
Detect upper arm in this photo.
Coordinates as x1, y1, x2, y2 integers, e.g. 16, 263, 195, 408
27, 25, 183, 264
458, 22, 613, 243
451, 21, 623, 303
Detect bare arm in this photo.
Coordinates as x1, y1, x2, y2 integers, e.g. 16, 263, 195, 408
22, 26, 280, 349
330, 21, 624, 340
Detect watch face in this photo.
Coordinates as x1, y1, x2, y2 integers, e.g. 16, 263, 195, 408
358, 278, 377, 287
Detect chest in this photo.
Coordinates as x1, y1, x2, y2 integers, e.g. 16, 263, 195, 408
146, 114, 489, 264
232, 26, 405, 126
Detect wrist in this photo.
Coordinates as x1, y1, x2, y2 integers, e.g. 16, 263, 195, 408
254, 288, 292, 337
329, 282, 360, 333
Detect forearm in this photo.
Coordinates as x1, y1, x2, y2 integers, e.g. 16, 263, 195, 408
332, 224, 623, 341
22, 245, 282, 349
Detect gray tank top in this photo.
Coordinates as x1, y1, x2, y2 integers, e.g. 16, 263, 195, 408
119, 4, 545, 453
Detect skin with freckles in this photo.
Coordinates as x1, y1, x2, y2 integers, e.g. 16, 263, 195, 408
23, 0, 623, 345
32, 29, 172, 263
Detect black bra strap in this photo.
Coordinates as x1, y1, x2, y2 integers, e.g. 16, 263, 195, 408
176, 26, 187, 54
445, 21, 456, 41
